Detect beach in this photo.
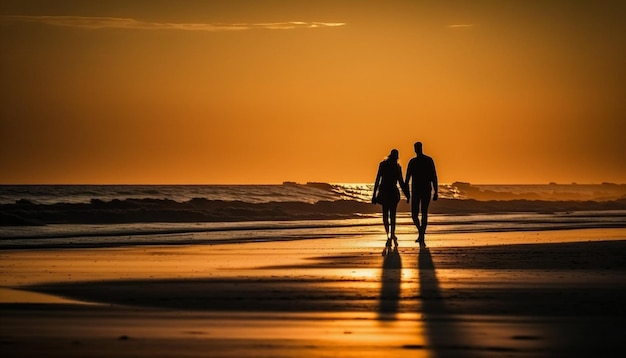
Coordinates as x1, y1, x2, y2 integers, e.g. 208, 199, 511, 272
2, 228, 626, 357
4, 0, 626, 355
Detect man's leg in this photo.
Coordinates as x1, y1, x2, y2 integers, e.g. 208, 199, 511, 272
411, 195, 422, 242
419, 192, 432, 242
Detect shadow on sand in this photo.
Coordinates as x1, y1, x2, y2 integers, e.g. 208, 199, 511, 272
378, 246, 402, 321
418, 246, 476, 357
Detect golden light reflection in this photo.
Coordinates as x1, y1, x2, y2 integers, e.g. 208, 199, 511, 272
347, 268, 378, 280
0, 287, 90, 305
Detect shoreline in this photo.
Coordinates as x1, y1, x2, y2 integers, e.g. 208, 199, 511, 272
2, 211, 626, 249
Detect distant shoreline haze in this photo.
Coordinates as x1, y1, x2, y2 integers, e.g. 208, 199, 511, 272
1, 183, 625, 227
1, 182, 625, 203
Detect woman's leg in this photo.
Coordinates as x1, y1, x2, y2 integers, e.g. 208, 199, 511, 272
390, 204, 398, 246
390, 205, 397, 237
382, 203, 390, 236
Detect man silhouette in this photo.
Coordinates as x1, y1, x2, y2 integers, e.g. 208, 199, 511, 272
405, 141, 438, 245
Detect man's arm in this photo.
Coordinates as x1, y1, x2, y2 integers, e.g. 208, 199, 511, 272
431, 158, 438, 201
405, 160, 413, 202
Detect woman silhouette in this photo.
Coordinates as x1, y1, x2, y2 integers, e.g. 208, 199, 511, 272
372, 149, 409, 248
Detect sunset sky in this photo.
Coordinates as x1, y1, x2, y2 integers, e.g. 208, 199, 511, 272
1, 0, 625, 184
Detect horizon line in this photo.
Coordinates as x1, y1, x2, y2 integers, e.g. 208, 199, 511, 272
0, 182, 624, 186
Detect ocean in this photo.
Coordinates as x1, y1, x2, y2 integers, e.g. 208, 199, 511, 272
1, 182, 625, 249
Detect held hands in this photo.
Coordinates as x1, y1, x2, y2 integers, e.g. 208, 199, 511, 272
401, 182, 410, 202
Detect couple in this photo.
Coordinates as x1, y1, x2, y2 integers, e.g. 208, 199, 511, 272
372, 141, 438, 248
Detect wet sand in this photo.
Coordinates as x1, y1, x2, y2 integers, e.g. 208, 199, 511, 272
1, 228, 626, 357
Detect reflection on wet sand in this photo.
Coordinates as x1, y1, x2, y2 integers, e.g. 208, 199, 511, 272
3, 234, 626, 357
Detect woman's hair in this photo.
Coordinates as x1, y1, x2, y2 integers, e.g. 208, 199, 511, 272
387, 149, 399, 161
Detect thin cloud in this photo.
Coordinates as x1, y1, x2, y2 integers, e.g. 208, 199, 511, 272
448, 24, 476, 29
0, 15, 346, 31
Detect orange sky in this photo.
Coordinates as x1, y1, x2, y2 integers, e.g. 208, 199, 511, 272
1, 0, 625, 184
